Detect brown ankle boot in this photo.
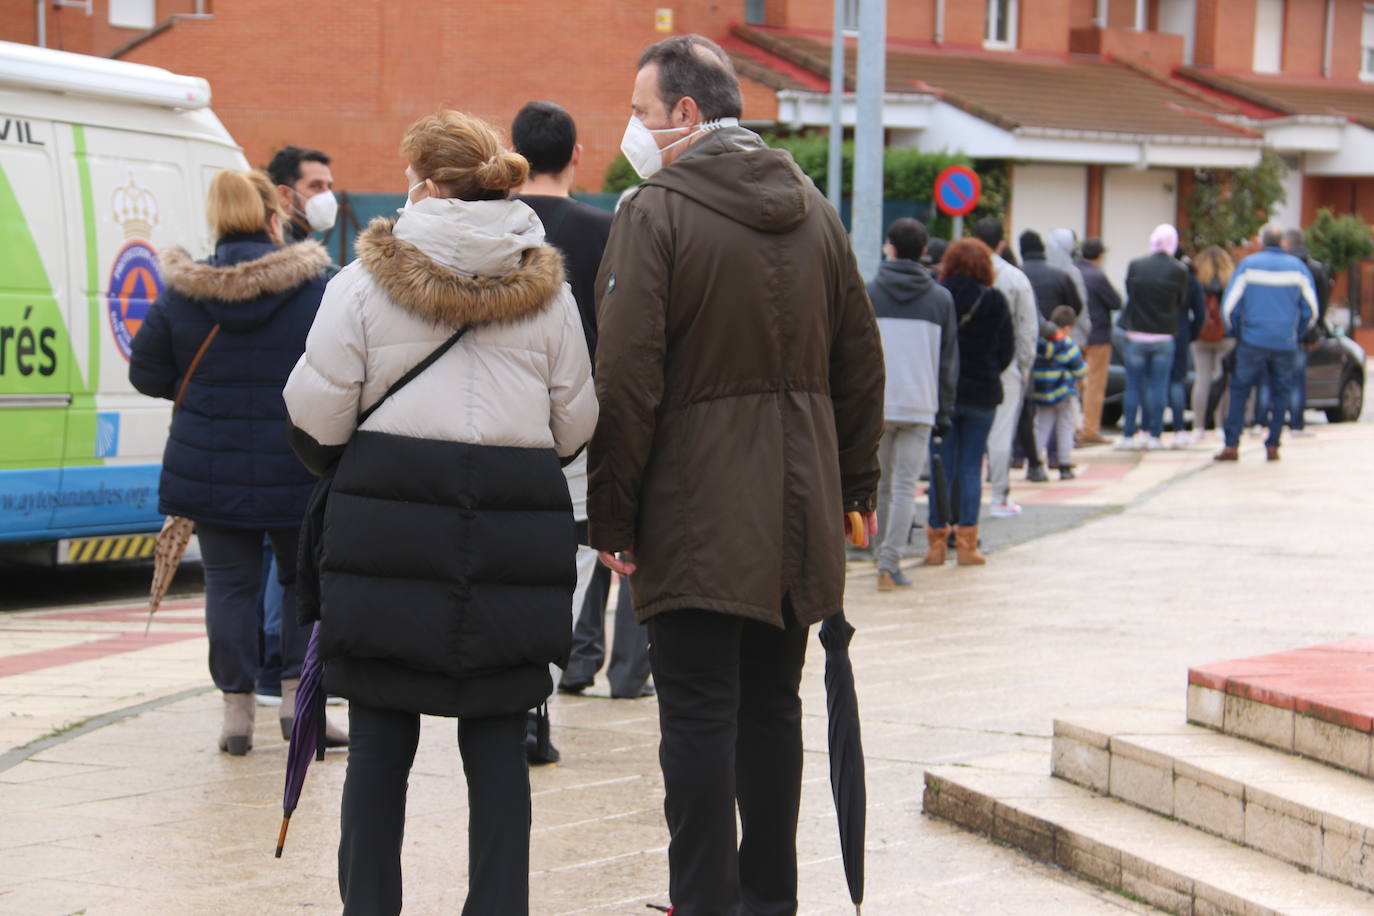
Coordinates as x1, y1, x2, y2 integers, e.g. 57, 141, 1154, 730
955, 526, 987, 566
923, 526, 949, 566
219, 691, 255, 755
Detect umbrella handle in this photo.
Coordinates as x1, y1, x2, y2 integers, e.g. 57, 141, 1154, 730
274, 812, 291, 858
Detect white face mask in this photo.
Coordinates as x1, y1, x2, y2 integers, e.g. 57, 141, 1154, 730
399, 181, 427, 214
296, 189, 337, 232
619, 116, 739, 180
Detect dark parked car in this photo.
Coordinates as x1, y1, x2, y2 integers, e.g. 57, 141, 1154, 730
1101, 321, 1365, 427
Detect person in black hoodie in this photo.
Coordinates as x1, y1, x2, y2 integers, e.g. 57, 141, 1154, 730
1019, 230, 1084, 324
925, 238, 1014, 567
129, 169, 336, 755
869, 218, 957, 591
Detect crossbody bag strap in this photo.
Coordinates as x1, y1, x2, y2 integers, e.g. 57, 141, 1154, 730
357, 325, 470, 427
174, 324, 222, 412
959, 289, 988, 328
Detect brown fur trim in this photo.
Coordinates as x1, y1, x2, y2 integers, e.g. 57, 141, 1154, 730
161, 241, 331, 302
355, 218, 564, 327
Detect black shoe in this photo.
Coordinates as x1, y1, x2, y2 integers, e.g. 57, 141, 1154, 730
1026, 465, 1049, 483
557, 680, 591, 695
1059, 466, 1076, 480
611, 683, 656, 699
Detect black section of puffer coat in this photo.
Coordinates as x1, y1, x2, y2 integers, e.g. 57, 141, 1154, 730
317, 430, 574, 718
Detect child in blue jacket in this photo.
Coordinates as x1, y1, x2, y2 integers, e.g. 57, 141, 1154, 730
1032, 306, 1089, 479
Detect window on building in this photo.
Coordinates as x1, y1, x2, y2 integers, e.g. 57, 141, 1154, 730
844, 0, 859, 32
1252, 0, 1284, 74
109, 0, 155, 30
1362, 4, 1374, 79
1156, 0, 1197, 66
985, 0, 1018, 49
745, 0, 766, 25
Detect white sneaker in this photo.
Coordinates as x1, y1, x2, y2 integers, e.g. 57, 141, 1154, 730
1291, 428, 1316, 438
1172, 432, 1192, 449
1145, 436, 1164, 451
1112, 435, 1139, 451
255, 693, 282, 708
988, 500, 1022, 518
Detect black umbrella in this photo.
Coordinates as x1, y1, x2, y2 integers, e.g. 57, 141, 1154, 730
819, 608, 866, 913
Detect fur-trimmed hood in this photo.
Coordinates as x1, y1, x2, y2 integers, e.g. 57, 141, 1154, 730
356, 202, 565, 328
161, 237, 331, 333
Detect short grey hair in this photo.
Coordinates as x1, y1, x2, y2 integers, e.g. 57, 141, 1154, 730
637, 34, 743, 122
1260, 223, 1285, 248
1283, 227, 1304, 248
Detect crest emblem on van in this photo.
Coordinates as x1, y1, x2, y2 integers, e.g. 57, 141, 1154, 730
107, 176, 163, 362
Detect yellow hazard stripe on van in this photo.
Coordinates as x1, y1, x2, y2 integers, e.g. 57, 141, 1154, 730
59, 535, 157, 564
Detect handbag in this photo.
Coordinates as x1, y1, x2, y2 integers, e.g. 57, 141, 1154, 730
146, 325, 221, 629
295, 325, 470, 626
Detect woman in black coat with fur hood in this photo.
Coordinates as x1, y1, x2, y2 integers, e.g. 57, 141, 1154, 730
129, 169, 338, 756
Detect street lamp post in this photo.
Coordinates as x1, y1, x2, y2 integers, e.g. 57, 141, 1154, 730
852, 0, 888, 281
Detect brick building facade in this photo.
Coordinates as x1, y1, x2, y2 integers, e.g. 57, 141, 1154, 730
8, 0, 1374, 298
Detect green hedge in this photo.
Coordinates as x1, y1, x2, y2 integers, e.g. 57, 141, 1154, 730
601, 133, 1008, 238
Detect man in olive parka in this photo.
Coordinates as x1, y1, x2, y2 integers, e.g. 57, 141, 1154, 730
588, 34, 885, 915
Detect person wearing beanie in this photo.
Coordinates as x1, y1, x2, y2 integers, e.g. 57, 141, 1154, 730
1117, 223, 1189, 450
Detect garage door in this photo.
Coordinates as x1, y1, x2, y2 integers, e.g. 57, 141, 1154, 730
1099, 167, 1178, 295
1010, 163, 1086, 260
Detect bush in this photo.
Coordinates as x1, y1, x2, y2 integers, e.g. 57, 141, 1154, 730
1306, 208, 1374, 272
1184, 150, 1288, 251
604, 130, 1008, 238
602, 154, 641, 195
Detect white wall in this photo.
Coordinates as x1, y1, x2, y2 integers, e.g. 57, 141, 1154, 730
1100, 167, 1179, 292
1010, 163, 1087, 259
1270, 154, 1305, 229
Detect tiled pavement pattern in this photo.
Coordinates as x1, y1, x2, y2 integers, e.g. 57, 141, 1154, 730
0, 421, 1369, 914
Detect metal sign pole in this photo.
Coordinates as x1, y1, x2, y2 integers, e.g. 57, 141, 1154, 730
852, 0, 887, 281
827, 0, 845, 212
952, 214, 964, 240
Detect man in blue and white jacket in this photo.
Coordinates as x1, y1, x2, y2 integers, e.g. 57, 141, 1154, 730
1216, 224, 1318, 462
870, 218, 958, 590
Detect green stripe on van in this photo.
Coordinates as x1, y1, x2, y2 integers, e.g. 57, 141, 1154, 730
73, 124, 99, 393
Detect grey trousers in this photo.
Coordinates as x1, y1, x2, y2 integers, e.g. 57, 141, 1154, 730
560, 563, 651, 697
875, 421, 932, 573
1035, 399, 1077, 468
1191, 339, 1235, 431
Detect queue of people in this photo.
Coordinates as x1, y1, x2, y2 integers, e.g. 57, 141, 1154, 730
126, 28, 1336, 912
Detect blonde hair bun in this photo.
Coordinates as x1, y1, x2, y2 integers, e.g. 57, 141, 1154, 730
475, 151, 529, 192
402, 110, 528, 201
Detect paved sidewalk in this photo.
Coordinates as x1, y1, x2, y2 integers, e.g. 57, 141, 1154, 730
1, 422, 1369, 914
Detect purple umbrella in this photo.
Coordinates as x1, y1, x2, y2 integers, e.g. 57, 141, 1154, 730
275, 621, 326, 858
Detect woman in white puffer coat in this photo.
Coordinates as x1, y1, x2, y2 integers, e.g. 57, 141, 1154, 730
283, 110, 596, 916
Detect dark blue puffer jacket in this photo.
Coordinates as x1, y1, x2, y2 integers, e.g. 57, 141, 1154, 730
129, 233, 330, 529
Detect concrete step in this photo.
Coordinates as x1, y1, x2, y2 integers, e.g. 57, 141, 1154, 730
1053, 709, 1374, 895
924, 764, 1374, 915
1186, 640, 1374, 777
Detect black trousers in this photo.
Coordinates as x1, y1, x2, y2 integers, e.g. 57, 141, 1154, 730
196, 523, 306, 693
647, 608, 809, 916
338, 703, 530, 916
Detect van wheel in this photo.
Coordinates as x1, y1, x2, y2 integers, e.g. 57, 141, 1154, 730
1326, 373, 1364, 423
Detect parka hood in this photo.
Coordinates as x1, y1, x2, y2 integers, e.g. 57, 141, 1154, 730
160, 237, 330, 333
355, 199, 564, 328
644, 126, 811, 234
873, 258, 936, 304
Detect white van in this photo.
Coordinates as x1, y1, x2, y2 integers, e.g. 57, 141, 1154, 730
0, 41, 247, 562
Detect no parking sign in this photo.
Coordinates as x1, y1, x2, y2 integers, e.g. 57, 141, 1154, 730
934, 165, 981, 217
